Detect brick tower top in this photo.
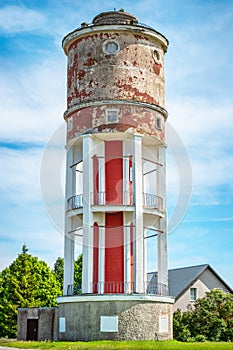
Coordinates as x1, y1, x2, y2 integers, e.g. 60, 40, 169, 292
63, 11, 168, 142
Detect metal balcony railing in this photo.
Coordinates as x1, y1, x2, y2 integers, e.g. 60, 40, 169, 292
67, 193, 162, 210
67, 284, 82, 296
143, 193, 163, 210
67, 194, 83, 210
66, 281, 168, 296
93, 281, 127, 294
145, 282, 168, 296
92, 191, 133, 206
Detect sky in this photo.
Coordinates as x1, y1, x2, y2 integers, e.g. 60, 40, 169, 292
0, 0, 232, 288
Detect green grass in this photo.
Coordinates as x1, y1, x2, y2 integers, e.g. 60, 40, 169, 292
0, 340, 232, 350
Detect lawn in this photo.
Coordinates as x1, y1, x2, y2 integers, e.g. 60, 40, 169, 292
0, 340, 232, 350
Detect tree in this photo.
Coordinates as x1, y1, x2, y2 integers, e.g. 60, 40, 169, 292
0, 246, 61, 338
53, 254, 82, 294
173, 289, 233, 342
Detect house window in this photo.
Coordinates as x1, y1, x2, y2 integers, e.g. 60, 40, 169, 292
106, 109, 118, 123
156, 117, 162, 130
190, 287, 197, 301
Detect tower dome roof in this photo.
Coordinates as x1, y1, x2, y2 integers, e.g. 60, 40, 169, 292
92, 11, 138, 25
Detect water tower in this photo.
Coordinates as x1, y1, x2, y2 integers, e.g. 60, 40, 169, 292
57, 10, 174, 341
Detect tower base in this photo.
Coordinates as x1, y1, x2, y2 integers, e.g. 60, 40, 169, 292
57, 294, 174, 341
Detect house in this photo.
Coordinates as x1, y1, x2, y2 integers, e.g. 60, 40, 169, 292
148, 264, 232, 312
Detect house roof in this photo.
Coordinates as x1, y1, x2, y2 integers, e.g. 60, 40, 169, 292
147, 264, 233, 299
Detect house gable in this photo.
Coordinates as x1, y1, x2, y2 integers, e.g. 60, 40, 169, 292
148, 264, 232, 312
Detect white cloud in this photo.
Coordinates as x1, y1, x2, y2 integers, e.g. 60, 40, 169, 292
0, 147, 42, 202
0, 56, 66, 143
0, 5, 45, 33
166, 96, 233, 205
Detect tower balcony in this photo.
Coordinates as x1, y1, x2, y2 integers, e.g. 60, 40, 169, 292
67, 194, 83, 210
67, 192, 163, 211
92, 191, 133, 206
143, 192, 163, 210
66, 281, 168, 296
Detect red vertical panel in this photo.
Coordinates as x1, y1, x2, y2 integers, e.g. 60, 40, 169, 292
104, 141, 124, 293
105, 141, 123, 204
93, 155, 99, 205
105, 212, 124, 293
93, 223, 99, 293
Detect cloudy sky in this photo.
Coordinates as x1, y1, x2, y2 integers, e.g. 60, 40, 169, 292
0, 0, 232, 288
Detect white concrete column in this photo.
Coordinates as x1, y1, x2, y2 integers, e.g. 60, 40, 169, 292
157, 145, 168, 295
156, 145, 166, 211
63, 226, 75, 295
157, 216, 168, 295
123, 156, 130, 205
124, 212, 131, 293
98, 226, 105, 294
63, 147, 75, 295
98, 157, 105, 205
82, 134, 94, 293
132, 134, 144, 293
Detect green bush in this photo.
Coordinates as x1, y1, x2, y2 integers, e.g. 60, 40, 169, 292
173, 290, 233, 342
194, 334, 206, 342
0, 245, 61, 338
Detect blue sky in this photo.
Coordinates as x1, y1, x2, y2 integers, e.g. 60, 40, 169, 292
0, 0, 232, 288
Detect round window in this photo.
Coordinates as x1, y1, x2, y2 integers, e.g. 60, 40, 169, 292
103, 40, 120, 54
152, 49, 160, 63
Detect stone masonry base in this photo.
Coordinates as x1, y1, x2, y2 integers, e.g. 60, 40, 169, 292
57, 294, 174, 341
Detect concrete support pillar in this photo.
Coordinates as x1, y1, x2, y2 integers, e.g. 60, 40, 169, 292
82, 135, 94, 293
157, 145, 168, 295
98, 226, 105, 294
124, 212, 131, 293
98, 157, 105, 205
123, 156, 130, 205
157, 216, 168, 294
63, 231, 75, 295
156, 145, 166, 211
133, 134, 144, 293
63, 147, 75, 295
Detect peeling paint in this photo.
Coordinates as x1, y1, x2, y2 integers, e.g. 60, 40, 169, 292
66, 31, 165, 109
153, 63, 162, 75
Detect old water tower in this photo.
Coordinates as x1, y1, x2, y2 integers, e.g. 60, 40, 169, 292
57, 10, 174, 340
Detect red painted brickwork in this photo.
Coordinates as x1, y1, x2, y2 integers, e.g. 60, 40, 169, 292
66, 104, 165, 142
